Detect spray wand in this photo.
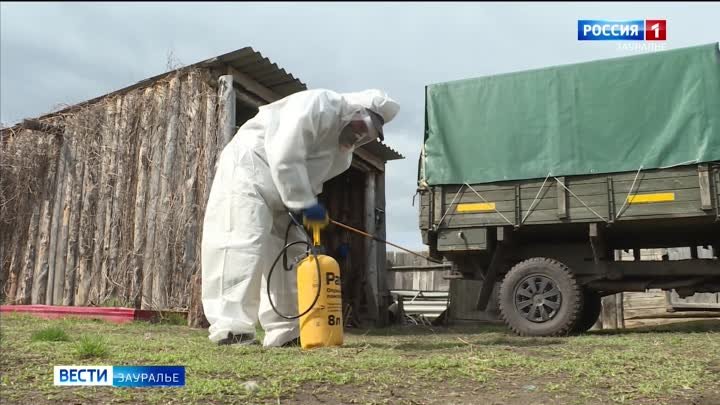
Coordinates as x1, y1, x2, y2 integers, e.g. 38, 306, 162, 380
329, 219, 443, 264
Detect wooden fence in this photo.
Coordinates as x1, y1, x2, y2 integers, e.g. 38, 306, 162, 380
1, 69, 227, 312
385, 251, 450, 291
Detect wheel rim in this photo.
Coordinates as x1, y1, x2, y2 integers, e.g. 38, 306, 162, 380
513, 274, 562, 323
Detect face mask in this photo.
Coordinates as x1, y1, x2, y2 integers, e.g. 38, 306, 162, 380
338, 109, 380, 151
338, 126, 359, 153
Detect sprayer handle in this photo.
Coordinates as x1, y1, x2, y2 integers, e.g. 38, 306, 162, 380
302, 203, 327, 221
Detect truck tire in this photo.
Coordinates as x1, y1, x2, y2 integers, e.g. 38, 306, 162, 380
499, 257, 582, 337
572, 290, 602, 333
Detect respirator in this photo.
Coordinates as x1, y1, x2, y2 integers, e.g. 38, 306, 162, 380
338, 108, 385, 152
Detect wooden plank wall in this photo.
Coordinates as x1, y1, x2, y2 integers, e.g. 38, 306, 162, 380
386, 251, 449, 291
1, 69, 221, 310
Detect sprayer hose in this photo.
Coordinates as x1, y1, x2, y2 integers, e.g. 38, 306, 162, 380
266, 239, 323, 320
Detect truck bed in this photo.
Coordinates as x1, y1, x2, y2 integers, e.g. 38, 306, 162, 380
420, 164, 720, 253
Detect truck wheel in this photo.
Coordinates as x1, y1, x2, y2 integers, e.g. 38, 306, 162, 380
572, 290, 601, 333
499, 257, 582, 337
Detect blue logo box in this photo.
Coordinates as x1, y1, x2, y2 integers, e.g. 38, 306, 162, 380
54, 366, 185, 387
578, 20, 645, 40
113, 366, 185, 387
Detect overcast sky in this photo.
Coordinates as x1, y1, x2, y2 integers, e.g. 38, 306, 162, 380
2, 2, 719, 250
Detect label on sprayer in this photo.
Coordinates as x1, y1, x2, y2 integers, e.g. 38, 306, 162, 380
297, 254, 344, 348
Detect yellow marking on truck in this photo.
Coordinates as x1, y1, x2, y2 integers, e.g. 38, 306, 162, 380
456, 202, 496, 212
627, 192, 675, 204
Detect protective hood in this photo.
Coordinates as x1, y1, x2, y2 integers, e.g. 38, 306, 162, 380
340, 89, 400, 128
221, 88, 400, 212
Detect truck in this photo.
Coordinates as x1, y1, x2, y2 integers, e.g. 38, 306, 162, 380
417, 43, 720, 336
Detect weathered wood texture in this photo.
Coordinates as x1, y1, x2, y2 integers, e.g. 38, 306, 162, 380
619, 247, 720, 323
1, 131, 59, 303
316, 167, 372, 327
426, 165, 719, 232
386, 251, 450, 291
187, 73, 232, 327
0, 69, 219, 310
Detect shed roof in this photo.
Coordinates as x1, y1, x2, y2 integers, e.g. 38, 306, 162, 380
361, 140, 404, 161
2, 46, 403, 161
199, 47, 307, 97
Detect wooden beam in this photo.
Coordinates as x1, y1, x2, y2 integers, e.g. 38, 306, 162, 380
51, 139, 74, 304
556, 176, 568, 219
45, 139, 69, 304
433, 188, 443, 229
388, 264, 453, 272
351, 158, 372, 173
364, 172, 379, 322
616, 293, 625, 329
234, 88, 265, 109
601, 294, 620, 329
217, 75, 236, 148
227, 66, 281, 103
375, 172, 389, 326
353, 148, 385, 172
698, 164, 712, 210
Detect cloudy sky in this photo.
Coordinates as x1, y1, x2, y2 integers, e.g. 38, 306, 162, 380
2, 2, 719, 249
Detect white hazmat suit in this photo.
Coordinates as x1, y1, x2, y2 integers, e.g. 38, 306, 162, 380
201, 89, 400, 347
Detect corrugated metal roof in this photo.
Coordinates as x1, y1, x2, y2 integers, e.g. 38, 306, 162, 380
360, 140, 404, 161
198, 47, 307, 97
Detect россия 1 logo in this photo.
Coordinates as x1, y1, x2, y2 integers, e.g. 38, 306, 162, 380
578, 20, 666, 41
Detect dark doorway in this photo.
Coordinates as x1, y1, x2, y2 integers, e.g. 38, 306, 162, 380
318, 167, 372, 327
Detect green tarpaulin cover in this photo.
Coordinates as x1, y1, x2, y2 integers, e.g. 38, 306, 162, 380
422, 43, 720, 185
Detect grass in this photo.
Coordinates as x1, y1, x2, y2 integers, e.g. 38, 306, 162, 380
156, 312, 187, 326
31, 326, 70, 342
1, 313, 719, 405
98, 297, 132, 308
74, 335, 109, 359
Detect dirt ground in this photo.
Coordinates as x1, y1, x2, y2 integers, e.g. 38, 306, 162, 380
1, 313, 719, 405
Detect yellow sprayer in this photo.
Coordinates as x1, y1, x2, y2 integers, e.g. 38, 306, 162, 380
265, 213, 343, 350
296, 215, 343, 349
266, 212, 440, 350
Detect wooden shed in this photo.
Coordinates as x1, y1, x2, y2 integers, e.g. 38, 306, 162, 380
0, 47, 403, 327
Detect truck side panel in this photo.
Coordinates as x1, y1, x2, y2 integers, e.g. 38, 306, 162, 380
716, 164, 720, 220
424, 165, 718, 253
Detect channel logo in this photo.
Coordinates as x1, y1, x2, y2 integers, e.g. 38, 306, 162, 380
54, 366, 185, 387
578, 20, 666, 41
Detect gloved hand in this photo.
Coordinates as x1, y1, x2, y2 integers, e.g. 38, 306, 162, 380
302, 203, 327, 222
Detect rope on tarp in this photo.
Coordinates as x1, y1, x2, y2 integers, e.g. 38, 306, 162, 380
659, 159, 698, 169
464, 183, 516, 226
553, 177, 609, 223
435, 184, 465, 229
521, 171, 552, 224
615, 165, 644, 220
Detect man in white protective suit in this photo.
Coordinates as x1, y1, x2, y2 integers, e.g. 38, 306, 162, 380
201, 89, 400, 348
